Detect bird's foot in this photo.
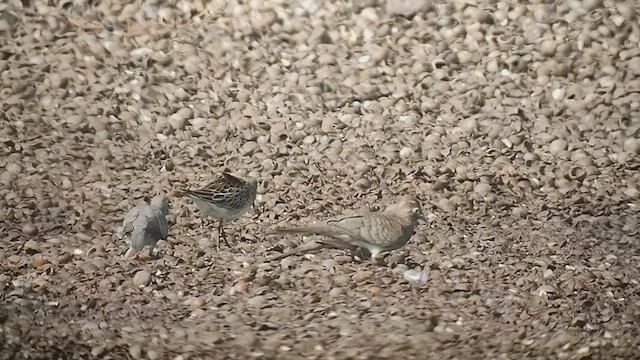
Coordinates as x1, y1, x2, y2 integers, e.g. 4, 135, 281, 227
351, 248, 372, 261
147, 249, 161, 260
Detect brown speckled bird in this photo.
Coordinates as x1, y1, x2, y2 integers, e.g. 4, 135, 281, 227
183, 171, 257, 253
268, 198, 425, 262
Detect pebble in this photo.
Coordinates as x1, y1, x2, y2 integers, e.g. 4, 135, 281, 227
0, 171, 17, 186
5, 163, 22, 173
583, 0, 603, 11
246, 296, 266, 307
328, 287, 343, 297
474, 183, 492, 196
22, 223, 38, 236
352, 271, 373, 283
91, 346, 105, 356
540, 40, 557, 57
147, 350, 159, 360
129, 344, 142, 359
234, 331, 258, 349
459, 117, 477, 132
403, 268, 429, 285
132, 271, 151, 287
31, 255, 49, 267
23, 239, 41, 252
74, 233, 92, 242
623, 138, 640, 154
536, 285, 555, 296
333, 274, 350, 286
184, 297, 204, 307
549, 139, 568, 154
385, 0, 430, 17
575, 346, 591, 359
234, 280, 248, 293
368, 286, 381, 296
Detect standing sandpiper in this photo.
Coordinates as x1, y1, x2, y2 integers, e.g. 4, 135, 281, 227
183, 171, 257, 253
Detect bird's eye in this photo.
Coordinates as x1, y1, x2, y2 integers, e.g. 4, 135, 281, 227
411, 207, 420, 214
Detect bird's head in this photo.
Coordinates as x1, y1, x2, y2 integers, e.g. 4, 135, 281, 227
248, 178, 258, 193
387, 197, 426, 224
151, 194, 170, 215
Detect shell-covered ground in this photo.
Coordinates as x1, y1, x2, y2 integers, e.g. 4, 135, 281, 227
2, 0, 640, 358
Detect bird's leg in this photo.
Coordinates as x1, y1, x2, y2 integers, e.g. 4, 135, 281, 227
148, 244, 155, 258
368, 249, 383, 266
353, 247, 375, 262
352, 247, 368, 262
218, 220, 231, 247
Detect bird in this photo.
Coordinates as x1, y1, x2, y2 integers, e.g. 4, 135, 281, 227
267, 197, 426, 262
119, 194, 170, 258
182, 171, 258, 253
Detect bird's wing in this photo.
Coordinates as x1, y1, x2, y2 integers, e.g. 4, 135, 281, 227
331, 213, 407, 249
274, 215, 371, 246
361, 214, 411, 249
146, 207, 169, 240
124, 206, 168, 250
220, 172, 247, 187
132, 207, 168, 240
184, 172, 224, 200
120, 208, 141, 238
365, 215, 415, 249
323, 214, 385, 247
185, 188, 228, 205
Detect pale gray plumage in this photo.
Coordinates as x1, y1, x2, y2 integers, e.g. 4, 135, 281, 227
120, 194, 169, 258
183, 171, 257, 253
268, 198, 425, 262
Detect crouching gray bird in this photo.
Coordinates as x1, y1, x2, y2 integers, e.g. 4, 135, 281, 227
267, 197, 426, 262
119, 194, 169, 258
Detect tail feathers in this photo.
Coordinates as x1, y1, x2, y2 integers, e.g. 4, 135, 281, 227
271, 226, 334, 237
266, 238, 359, 262
267, 241, 325, 262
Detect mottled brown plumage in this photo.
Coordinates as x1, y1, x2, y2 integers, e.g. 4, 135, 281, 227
268, 198, 425, 262
184, 171, 257, 253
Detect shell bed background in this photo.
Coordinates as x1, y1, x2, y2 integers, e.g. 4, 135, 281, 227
1, 0, 640, 358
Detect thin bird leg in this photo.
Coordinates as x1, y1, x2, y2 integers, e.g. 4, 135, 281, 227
368, 249, 385, 266
218, 220, 231, 247
352, 247, 368, 261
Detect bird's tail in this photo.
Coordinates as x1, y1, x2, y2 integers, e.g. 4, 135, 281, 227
266, 241, 325, 262
270, 226, 334, 237
129, 229, 150, 251
176, 186, 196, 198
